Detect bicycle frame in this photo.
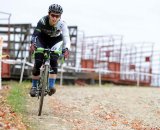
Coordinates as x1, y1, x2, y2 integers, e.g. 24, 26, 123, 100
35, 48, 63, 116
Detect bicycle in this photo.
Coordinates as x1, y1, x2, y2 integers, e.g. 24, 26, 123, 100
33, 48, 64, 116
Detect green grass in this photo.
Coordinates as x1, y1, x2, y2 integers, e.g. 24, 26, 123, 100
6, 81, 29, 113
4, 81, 35, 129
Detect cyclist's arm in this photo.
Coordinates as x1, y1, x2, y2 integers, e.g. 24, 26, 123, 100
61, 21, 71, 50
31, 20, 43, 44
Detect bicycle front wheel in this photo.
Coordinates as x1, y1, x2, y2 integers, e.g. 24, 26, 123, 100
38, 65, 49, 116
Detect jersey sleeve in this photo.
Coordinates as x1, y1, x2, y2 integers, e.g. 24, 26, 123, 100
61, 21, 71, 50
31, 20, 43, 44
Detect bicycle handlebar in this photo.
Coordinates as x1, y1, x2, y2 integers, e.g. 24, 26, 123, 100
36, 47, 62, 54
34, 47, 65, 64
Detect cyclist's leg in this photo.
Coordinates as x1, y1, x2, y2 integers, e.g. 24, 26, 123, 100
49, 52, 59, 94
48, 36, 63, 95
30, 38, 45, 96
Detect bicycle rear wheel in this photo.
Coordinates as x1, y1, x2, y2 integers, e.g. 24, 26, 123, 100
38, 65, 49, 116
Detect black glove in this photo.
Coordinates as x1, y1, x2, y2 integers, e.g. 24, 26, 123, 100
62, 48, 69, 58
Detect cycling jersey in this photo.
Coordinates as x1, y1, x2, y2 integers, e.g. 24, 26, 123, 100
31, 15, 70, 49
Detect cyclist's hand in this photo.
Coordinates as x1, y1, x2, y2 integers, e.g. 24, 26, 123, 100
62, 48, 69, 58
30, 43, 37, 53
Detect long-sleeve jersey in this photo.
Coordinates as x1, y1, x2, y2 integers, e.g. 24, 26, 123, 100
31, 15, 71, 49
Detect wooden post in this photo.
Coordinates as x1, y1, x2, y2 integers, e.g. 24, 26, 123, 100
19, 55, 27, 83
0, 37, 3, 89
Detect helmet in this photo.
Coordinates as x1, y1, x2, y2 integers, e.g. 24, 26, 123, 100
48, 4, 63, 14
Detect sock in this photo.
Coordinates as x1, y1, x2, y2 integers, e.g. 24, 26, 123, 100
32, 79, 38, 88
49, 78, 56, 89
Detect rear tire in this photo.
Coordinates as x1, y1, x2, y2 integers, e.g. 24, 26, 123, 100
38, 65, 49, 116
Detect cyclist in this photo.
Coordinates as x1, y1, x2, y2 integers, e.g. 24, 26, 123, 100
30, 4, 70, 97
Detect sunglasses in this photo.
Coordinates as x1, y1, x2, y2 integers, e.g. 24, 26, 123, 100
50, 14, 61, 18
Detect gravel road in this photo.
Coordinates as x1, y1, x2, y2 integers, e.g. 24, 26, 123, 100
25, 85, 160, 130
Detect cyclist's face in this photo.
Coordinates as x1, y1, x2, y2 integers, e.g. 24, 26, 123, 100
49, 12, 61, 26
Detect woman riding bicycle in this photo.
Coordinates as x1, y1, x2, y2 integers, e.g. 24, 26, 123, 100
30, 4, 70, 97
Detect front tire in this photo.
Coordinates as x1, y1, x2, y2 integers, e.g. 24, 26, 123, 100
38, 65, 49, 116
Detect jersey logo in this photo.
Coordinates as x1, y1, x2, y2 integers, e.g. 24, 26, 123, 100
40, 18, 46, 25
42, 28, 61, 37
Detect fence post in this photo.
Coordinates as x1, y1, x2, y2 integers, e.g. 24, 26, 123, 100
137, 70, 140, 87
19, 55, 27, 83
99, 69, 102, 87
60, 64, 64, 87
0, 37, 3, 89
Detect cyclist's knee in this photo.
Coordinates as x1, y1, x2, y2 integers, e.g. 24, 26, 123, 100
50, 62, 58, 74
32, 67, 40, 76
50, 53, 59, 74
34, 52, 44, 69
33, 53, 44, 76
50, 67, 58, 74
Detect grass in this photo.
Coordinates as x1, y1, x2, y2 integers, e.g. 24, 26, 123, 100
4, 81, 36, 129
6, 81, 30, 113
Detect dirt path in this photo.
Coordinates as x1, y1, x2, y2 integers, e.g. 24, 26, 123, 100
26, 85, 160, 130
